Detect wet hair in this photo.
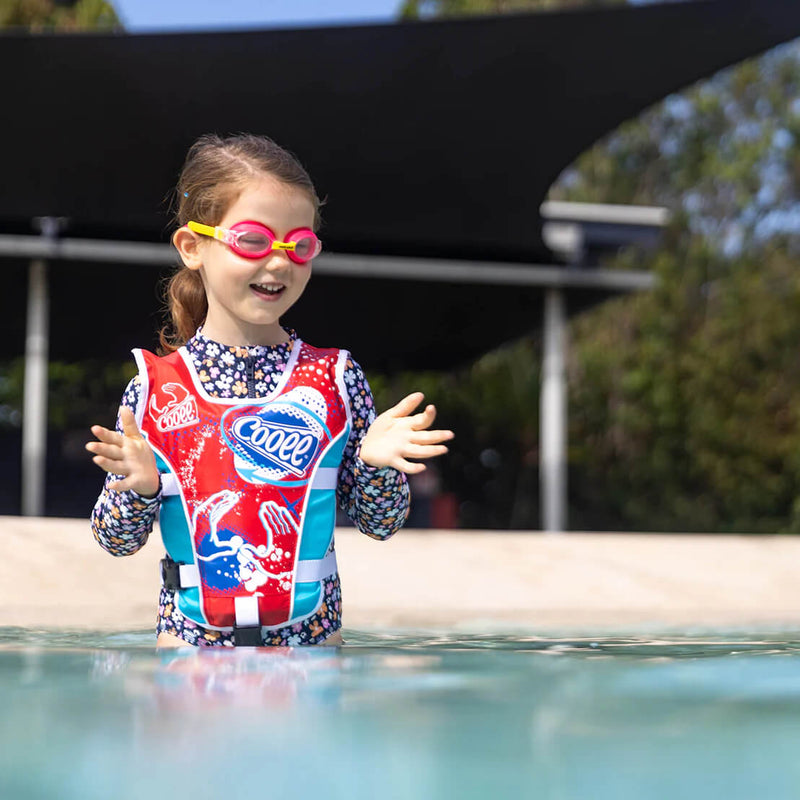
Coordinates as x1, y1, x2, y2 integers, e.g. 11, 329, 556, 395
159, 132, 321, 352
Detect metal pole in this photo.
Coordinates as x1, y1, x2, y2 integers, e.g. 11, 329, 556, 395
540, 287, 567, 532
21, 258, 49, 516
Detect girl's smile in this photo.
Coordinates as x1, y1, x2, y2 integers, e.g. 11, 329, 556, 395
250, 281, 286, 300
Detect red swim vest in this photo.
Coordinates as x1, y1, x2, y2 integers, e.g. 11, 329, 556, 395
134, 341, 351, 632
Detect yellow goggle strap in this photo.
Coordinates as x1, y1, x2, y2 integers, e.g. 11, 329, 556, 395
186, 221, 218, 238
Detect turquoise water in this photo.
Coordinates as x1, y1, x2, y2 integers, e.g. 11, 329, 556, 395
2, 628, 800, 799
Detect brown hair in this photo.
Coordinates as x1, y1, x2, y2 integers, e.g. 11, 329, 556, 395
159, 132, 322, 352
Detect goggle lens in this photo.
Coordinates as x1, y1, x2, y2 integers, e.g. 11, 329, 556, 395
292, 234, 318, 261
235, 230, 272, 254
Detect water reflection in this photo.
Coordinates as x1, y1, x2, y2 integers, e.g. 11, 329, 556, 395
134, 646, 343, 710
1, 630, 800, 799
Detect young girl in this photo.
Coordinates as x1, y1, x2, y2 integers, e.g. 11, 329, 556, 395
86, 133, 453, 648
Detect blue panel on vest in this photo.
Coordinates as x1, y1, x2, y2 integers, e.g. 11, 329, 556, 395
319, 422, 350, 468
298, 490, 336, 561
293, 581, 322, 619
176, 587, 204, 626
296, 422, 349, 562
153, 454, 206, 626
160, 494, 195, 566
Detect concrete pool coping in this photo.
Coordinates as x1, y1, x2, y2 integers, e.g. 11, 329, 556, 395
2, 515, 800, 634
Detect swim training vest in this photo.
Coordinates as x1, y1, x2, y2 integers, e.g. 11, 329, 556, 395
133, 341, 352, 636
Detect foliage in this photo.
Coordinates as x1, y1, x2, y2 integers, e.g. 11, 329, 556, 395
0, 0, 120, 31
0, 358, 136, 433
370, 336, 542, 528
551, 44, 800, 256
399, 0, 625, 20
569, 236, 800, 533
386, 1, 800, 531
558, 43, 800, 531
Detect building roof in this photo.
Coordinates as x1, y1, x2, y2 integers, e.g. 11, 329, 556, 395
2, 0, 800, 368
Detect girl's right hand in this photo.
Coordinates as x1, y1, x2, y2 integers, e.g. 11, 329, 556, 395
85, 407, 160, 497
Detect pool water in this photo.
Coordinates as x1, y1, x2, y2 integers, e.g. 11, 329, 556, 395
2, 628, 800, 799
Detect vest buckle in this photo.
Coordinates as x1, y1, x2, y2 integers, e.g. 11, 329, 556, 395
160, 556, 182, 590
233, 626, 262, 647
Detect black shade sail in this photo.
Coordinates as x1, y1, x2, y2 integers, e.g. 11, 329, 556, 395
2, 0, 800, 369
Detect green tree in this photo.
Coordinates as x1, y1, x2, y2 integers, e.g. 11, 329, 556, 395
560, 44, 800, 531
380, 1, 800, 531
0, 0, 120, 31
400, 0, 625, 20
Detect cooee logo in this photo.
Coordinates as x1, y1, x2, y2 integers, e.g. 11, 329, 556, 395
157, 397, 198, 432
231, 416, 318, 477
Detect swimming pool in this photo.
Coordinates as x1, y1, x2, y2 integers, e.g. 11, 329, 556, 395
2, 628, 799, 799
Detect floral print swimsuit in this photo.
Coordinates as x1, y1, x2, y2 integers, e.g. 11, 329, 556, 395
90, 329, 409, 647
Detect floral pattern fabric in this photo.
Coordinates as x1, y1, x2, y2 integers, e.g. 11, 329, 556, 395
90, 329, 409, 647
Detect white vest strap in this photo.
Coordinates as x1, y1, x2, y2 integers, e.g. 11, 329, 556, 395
295, 550, 338, 583
164, 554, 336, 590
178, 563, 200, 588
311, 467, 338, 491
160, 472, 180, 497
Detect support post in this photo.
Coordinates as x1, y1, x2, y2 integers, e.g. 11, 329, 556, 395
21, 216, 63, 517
540, 287, 567, 532
21, 258, 49, 516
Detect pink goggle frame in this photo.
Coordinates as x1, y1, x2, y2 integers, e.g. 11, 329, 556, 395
187, 220, 322, 264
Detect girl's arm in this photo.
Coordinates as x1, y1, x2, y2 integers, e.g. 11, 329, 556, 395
88, 376, 161, 556
337, 358, 453, 540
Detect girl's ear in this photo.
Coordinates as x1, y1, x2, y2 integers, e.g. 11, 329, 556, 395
172, 226, 204, 271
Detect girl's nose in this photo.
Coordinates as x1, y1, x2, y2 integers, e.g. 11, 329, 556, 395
264, 250, 292, 270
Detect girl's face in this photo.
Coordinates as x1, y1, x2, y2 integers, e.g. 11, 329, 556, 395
182, 174, 316, 347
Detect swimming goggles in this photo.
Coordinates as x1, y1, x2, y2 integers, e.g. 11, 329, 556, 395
186, 220, 322, 264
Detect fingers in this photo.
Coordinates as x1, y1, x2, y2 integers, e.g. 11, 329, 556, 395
389, 392, 425, 418
86, 441, 124, 463
89, 424, 122, 446
409, 429, 455, 445
394, 458, 428, 475
89, 454, 125, 474
403, 443, 450, 460
119, 407, 143, 439
409, 404, 441, 431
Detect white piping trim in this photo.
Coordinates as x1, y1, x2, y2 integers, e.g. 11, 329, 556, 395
131, 348, 150, 430
336, 349, 354, 431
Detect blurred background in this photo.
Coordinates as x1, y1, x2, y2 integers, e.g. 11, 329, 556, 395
3, 0, 800, 534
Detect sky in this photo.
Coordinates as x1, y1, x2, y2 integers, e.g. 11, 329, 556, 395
113, 0, 403, 33
111, 0, 660, 33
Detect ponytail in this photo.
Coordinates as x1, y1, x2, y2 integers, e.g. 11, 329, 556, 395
158, 268, 208, 354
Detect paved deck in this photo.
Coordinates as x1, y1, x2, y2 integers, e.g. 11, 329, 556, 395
2, 515, 800, 634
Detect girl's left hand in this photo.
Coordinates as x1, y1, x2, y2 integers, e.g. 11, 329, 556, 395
359, 392, 454, 475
